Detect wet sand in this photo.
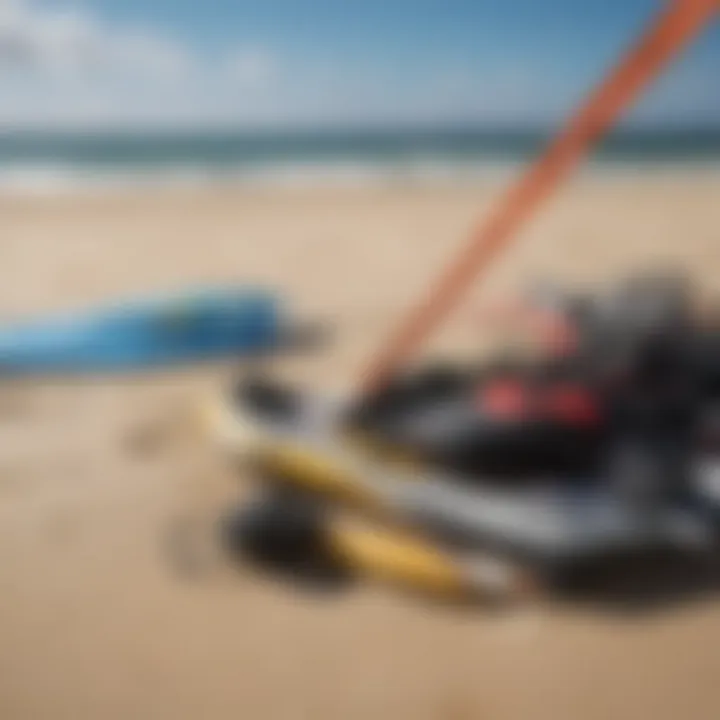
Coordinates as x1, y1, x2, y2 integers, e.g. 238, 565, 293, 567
1, 173, 720, 719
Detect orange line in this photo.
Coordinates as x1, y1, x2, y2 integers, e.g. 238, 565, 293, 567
359, 0, 719, 394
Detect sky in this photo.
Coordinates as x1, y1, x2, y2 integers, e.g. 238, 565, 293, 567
0, 0, 718, 131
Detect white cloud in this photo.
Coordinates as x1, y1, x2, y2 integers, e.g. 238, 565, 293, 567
0, 0, 197, 81
224, 47, 276, 89
0, 0, 281, 128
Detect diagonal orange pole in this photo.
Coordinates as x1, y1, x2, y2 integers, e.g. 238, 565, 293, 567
359, 0, 719, 394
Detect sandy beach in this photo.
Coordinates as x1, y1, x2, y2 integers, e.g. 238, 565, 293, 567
1, 172, 720, 720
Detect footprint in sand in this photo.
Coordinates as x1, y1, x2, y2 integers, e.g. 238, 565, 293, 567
43, 506, 82, 546
0, 385, 39, 421
123, 402, 199, 461
0, 465, 24, 495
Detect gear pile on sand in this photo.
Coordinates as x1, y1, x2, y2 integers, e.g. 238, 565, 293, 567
206, 273, 720, 601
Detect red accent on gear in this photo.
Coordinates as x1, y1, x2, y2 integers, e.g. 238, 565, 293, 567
542, 385, 602, 426
480, 379, 533, 419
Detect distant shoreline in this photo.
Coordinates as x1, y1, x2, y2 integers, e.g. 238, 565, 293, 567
0, 158, 717, 197
0, 125, 717, 195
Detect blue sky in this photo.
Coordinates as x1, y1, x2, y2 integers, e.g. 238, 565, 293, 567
0, 0, 717, 129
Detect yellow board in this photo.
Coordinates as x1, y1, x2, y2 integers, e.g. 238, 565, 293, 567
200, 388, 528, 601
255, 442, 379, 508
329, 518, 470, 598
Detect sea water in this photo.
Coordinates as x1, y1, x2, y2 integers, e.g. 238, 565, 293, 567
0, 126, 718, 194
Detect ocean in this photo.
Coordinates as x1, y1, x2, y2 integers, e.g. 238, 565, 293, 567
1, 126, 718, 193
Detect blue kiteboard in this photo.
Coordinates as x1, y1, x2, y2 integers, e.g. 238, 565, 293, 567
0, 287, 280, 375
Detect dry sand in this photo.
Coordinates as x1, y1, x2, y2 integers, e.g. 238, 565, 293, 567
1, 173, 720, 720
